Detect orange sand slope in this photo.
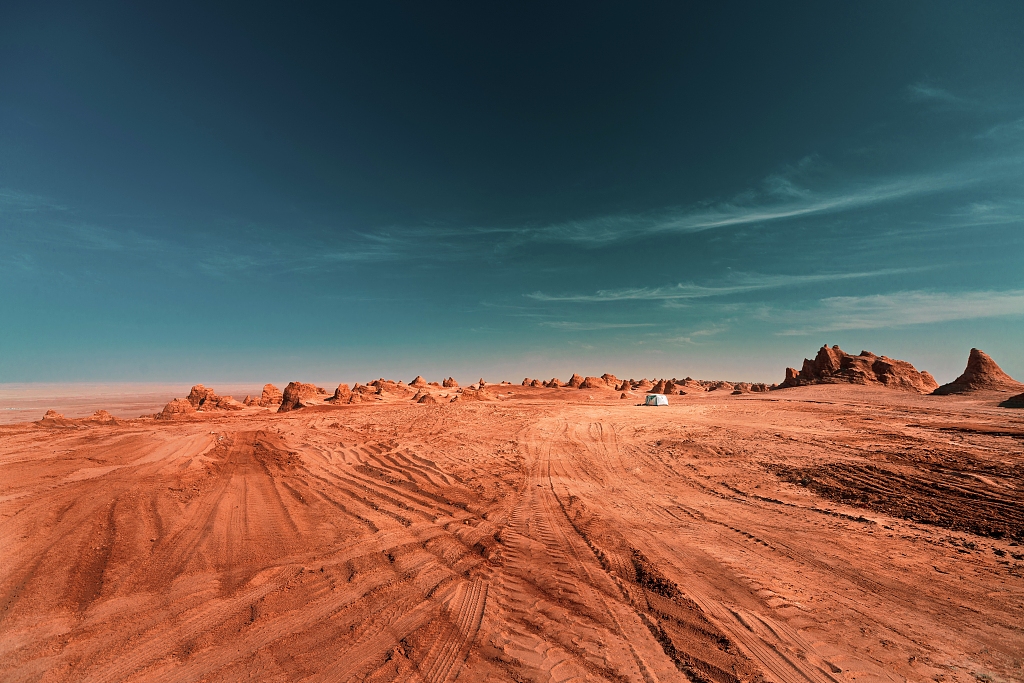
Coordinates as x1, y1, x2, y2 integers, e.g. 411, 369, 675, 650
1, 385, 1021, 682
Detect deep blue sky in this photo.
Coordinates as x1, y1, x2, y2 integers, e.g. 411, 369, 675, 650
2, 2, 1022, 384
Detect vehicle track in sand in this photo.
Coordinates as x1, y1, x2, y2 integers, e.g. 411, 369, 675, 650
1, 386, 1021, 682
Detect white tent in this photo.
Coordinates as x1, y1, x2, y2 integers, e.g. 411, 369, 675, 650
644, 394, 668, 406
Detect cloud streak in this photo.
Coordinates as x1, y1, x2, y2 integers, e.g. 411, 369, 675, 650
778, 289, 1024, 335
533, 170, 978, 245
539, 321, 657, 331
527, 268, 922, 303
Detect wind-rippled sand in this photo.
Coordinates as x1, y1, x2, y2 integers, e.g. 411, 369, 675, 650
1, 385, 1021, 682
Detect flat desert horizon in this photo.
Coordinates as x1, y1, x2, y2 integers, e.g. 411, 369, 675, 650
2, 346, 1022, 683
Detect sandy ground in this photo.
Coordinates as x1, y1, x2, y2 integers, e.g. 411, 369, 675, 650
1, 385, 1021, 683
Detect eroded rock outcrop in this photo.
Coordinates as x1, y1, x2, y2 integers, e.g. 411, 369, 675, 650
442, 377, 459, 388
567, 374, 584, 388
779, 345, 938, 393
187, 385, 217, 409
182, 385, 245, 411
36, 410, 71, 427
278, 382, 324, 413
1001, 392, 1024, 408
650, 380, 680, 395
410, 376, 427, 387
933, 349, 1023, 395
732, 382, 769, 393
159, 398, 195, 419
327, 384, 351, 403
258, 384, 283, 407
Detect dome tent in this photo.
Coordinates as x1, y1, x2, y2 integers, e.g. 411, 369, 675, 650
644, 394, 668, 406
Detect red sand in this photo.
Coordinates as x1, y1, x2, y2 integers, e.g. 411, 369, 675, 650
1, 383, 1022, 682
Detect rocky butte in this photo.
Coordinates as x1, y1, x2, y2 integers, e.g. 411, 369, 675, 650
932, 348, 1023, 395
779, 344, 938, 393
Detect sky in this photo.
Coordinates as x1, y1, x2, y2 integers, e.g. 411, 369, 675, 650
1, 2, 1023, 385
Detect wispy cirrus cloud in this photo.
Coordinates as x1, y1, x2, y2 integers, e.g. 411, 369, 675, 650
531, 169, 978, 245
0, 188, 68, 212
977, 117, 1024, 141
527, 268, 922, 303
778, 289, 1024, 335
539, 321, 657, 331
907, 82, 962, 104
0, 185, 408, 281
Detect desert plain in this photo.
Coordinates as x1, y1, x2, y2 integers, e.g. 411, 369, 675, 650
1, 355, 1022, 683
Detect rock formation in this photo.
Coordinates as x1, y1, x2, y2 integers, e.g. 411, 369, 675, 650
410, 376, 427, 387
932, 349, 1023, 395
182, 385, 244, 411
36, 410, 71, 427
443, 377, 459, 388
1001, 392, 1024, 408
567, 374, 584, 388
218, 397, 246, 410
732, 382, 769, 393
278, 382, 324, 413
187, 384, 217, 409
544, 378, 563, 388
650, 380, 679, 395
580, 376, 611, 389
159, 398, 195, 419
779, 345, 938, 393
258, 384, 283, 407
530, 379, 542, 387
327, 384, 351, 403
417, 394, 439, 404
347, 383, 378, 403
81, 410, 117, 424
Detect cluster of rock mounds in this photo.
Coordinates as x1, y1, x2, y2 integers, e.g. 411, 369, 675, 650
519, 374, 768, 396
277, 382, 329, 412
243, 384, 283, 407
36, 409, 119, 428
779, 345, 939, 393
143, 346, 1023, 420
778, 345, 1023, 403
290, 377, 477, 407
160, 383, 283, 419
